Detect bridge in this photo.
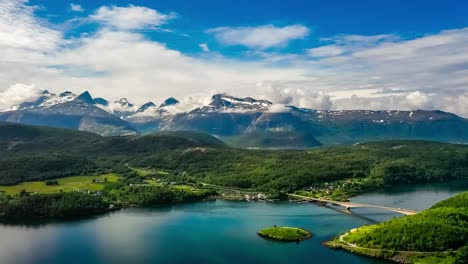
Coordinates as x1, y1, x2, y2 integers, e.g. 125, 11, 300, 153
287, 194, 418, 215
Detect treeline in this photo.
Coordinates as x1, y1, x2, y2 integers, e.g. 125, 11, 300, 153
133, 141, 468, 192
0, 192, 109, 218
119, 186, 216, 206
0, 185, 216, 218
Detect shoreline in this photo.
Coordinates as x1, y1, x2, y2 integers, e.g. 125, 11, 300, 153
323, 219, 458, 264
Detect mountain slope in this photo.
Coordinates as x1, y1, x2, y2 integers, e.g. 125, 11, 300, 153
0, 122, 227, 185
227, 131, 322, 148
1, 123, 467, 193
2, 90, 468, 146
0, 91, 136, 136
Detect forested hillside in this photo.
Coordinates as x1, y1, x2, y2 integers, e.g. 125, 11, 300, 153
338, 192, 468, 263
1, 122, 467, 193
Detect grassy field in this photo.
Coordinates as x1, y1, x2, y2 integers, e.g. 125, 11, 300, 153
257, 226, 312, 241
0, 174, 120, 195
129, 166, 169, 177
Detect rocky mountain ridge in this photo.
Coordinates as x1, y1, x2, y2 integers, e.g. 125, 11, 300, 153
1, 90, 467, 147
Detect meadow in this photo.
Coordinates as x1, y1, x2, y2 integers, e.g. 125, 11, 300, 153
0, 174, 120, 195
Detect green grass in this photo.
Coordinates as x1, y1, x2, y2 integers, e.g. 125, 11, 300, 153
412, 255, 456, 264
129, 166, 169, 177
258, 226, 311, 241
144, 179, 162, 186
0, 174, 120, 195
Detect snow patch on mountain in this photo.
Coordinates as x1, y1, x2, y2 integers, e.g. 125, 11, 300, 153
192, 94, 272, 113
11, 90, 77, 111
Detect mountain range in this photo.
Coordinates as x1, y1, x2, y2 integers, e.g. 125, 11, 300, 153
1, 90, 468, 147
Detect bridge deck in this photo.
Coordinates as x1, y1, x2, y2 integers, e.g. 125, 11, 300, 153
288, 194, 418, 215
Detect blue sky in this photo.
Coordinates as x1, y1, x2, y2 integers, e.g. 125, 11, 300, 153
33, 0, 468, 55
1, 0, 468, 116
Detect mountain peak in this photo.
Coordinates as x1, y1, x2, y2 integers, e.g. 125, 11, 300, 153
60, 91, 75, 97
75, 91, 95, 104
137, 102, 156, 112
204, 94, 272, 112
94, 97, 109, 106
115, 98, 134, 107
160, 97, 179, 108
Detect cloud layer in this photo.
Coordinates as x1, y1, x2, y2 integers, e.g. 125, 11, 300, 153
0, 0, 467, 118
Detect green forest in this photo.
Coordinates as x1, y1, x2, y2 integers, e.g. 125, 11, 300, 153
1, 122, 467, 192
339, 191, 468, 263
0, 175, 217, 218
1, 122, 468, 218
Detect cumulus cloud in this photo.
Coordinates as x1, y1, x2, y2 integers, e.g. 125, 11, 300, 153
332, 90, 458, 114
259, 83, 333, 110
207, 24, 309, 49
0, 83, 42, 109
90, 5, 175, 30
170, 96, 212, 114
0, 1, 467, 118
70, 3, 84, 12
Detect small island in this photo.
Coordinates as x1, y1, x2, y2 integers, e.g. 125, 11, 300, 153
257, 226, 312, 242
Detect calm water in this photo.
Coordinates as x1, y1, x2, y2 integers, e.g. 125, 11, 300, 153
1, 181, 467, 264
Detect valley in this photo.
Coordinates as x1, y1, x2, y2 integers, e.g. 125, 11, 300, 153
1, 122, 467, 219
1, 1, 466, 263
0, 122, 467, 263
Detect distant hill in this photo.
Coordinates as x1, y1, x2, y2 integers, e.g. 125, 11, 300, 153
0, 123, 467, 193
0, 123, 226, 185
227, 131, 322, 148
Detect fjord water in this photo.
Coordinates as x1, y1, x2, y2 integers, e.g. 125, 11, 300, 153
1, 181, 467, 264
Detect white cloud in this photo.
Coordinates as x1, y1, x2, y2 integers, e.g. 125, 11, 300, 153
70, 3, 84, 12
199, 43, 210, 52
404, 91, 432, 109
260, 83, 333, 110
0, 0, 61, 52
267, 104, 291, 113
90, 5, 175, 30
171, 96, 212, 113
207, 24, 309, 49
0, 0, 467, 118
307, 45, 343, 57
0, 83, 42, 109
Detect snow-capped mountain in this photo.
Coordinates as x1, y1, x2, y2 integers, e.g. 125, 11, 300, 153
94, 98, 138, 119
137, 102, 156, 113
127, 97, 180, 120
192, 94, 272, 113
11, 90, 77, 111
1, 89, 468, 146
0, 91, 136, 136
160, 97, 179, 108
